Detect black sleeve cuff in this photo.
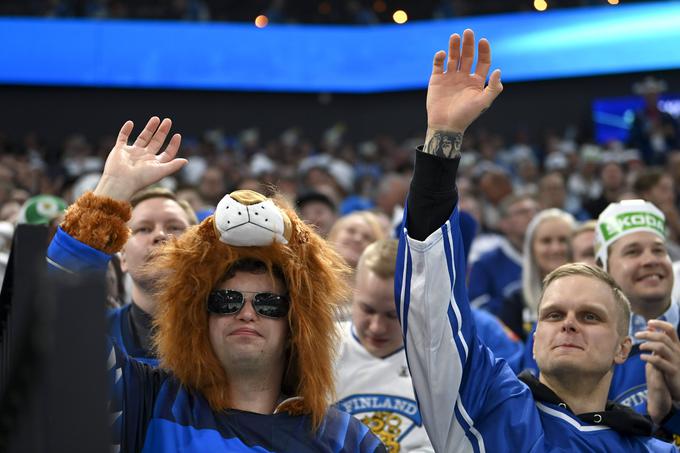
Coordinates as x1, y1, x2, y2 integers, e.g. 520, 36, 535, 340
406, 148, 460, 241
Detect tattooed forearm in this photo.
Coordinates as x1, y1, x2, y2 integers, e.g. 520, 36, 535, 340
423, 130, 463, 159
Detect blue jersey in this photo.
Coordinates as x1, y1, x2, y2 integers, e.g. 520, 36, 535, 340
108, 342, 385, 452
395, 200, 674, 452
468, 240, 522, 315
49, 227, 386, 451
108, 305, 158, 367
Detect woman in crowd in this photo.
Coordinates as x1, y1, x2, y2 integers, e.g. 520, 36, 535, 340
501, 208, 576, 339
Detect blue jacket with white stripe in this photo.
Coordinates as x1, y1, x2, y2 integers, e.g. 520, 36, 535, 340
394, 151, 674, 452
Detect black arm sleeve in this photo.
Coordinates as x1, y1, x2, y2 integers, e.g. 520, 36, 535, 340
406, 149, 460, 241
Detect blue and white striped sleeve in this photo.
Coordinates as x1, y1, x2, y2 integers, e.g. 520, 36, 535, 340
396, 200, 531, 452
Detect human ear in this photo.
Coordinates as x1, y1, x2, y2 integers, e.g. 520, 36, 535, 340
614, 336, 632, 365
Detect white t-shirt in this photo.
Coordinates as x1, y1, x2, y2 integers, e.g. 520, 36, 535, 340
334, 322, 434, 453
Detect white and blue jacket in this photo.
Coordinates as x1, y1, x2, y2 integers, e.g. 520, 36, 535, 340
394, 151, 674, 452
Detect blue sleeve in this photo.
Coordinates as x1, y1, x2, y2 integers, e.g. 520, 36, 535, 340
472, 307, 524, 374
396, 203, 539, 453
47, 226, 112, 273
468, 258, 504, 314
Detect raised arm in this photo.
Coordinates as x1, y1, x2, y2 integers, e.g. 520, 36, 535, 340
94, 117, 186, 202
406, 30, 502, 241
396, 31, 537, 453
48, 117, 187, 272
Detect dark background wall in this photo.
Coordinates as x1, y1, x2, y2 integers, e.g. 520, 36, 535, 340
2, 68, 679, 148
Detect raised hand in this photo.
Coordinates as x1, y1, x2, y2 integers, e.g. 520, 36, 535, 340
636, 319, 680, 403
423, 29, 503, 158
645, 357, 672, 424
93, 117, 187, 201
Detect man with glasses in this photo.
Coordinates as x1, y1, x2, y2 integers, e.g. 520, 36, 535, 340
47, 118, 385, 451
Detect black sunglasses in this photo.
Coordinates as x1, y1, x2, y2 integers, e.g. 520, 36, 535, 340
207, 289, 290, 319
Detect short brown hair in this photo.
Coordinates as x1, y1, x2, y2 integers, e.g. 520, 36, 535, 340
540, 263, 631, 336
356, 238, 398, 279
130, 187, 198, 225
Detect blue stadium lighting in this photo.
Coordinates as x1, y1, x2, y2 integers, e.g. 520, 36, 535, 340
1, 1, 679, 92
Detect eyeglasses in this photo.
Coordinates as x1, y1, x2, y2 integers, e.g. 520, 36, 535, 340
207, 289, 290, 319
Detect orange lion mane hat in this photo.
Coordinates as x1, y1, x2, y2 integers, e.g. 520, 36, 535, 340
147, 190, 350, 428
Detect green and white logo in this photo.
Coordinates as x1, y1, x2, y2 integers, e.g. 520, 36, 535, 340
599, 211, 665, 242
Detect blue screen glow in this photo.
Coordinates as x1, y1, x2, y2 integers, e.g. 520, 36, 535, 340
1, 2, 680, 92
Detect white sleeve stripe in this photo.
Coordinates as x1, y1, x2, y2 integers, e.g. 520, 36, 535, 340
444, 221, 469, 361
456, 398, 486, 453
445, 218, 485, 451
46, 256, 75, 274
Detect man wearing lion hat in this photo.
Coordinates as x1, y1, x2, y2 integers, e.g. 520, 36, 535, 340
47, 117, 385, 452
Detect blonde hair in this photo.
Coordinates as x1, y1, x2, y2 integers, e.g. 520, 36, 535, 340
573, 219, 596, 238
356, 238, 398, 279
522, 209, 575, 318
327, 210, 386, 244
540, 263, 631, 336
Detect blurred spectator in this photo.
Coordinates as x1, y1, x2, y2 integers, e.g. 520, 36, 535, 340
571, 219, 597, 266
632, 167, 680, 260
475, 163, 514, 231
500, 209, 575, 339
537, 171, 588, 220
468, 194, 538, 315
17, 194, 68, 241
583, 161, 627, 219
628, 76, 680, 165
567, 144, 603, 202
296, 190, 338, 238
198, 167, 228, 208
327, 210, 386, 271
374, 173, 409, 232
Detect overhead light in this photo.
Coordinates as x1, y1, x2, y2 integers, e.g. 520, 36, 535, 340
254, 15, 268, 28
533, 0, 548, 11
393, 10, 408, 24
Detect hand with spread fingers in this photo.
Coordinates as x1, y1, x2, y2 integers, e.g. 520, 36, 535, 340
636, 319, 680, 404
94, 116, 187, 201
423, 29, 503, 159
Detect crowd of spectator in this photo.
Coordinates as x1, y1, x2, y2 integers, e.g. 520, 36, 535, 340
2, 23, 680, 449
1, 75, 680, 292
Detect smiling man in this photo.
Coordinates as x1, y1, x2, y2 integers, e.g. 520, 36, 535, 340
595, 200, 680, 434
